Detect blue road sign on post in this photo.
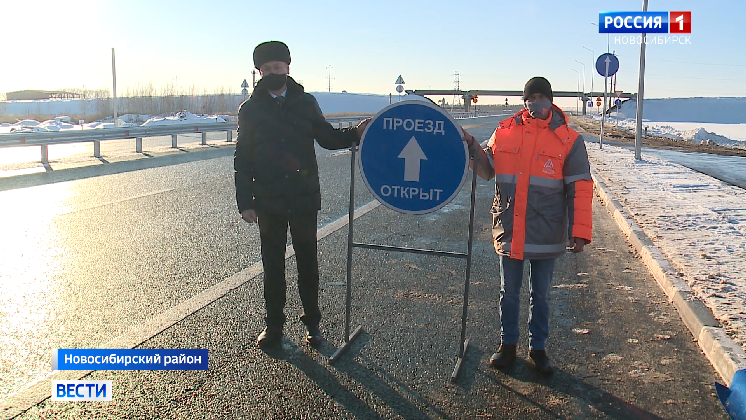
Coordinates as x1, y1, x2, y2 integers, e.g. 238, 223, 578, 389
587, 101, 593, 108
359, 100, 468, 214
615, 98, 622, 107
596, 53, 619, 77
716, 369, 746, 420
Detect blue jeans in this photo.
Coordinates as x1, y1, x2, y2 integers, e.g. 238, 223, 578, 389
498, 256, 556, 350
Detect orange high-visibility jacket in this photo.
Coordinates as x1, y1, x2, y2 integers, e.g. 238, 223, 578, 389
486, 105, 593, 260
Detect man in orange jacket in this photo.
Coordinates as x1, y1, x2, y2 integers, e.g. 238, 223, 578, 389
462, 76, 593, 374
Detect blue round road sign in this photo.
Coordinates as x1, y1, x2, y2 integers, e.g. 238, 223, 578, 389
614, 98, 622, 107
596, 53, 619, 77
358, 100, 468, 214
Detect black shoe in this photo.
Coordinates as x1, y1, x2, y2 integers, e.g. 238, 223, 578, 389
529, 350, 555, 375
306, 324, 324, 346
489, 344, 517, 368
256, 327, 283, 348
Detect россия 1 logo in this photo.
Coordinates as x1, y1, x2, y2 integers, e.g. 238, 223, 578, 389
599, 11, 691, 33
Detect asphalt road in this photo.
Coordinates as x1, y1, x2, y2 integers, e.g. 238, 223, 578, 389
1, 113, 729, 418
0, 114, 509, 403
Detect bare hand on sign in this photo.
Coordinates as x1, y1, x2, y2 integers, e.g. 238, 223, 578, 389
355, 118, 372, 139
461, 128, 476, 148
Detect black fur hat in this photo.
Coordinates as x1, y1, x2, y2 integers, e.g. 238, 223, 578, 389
253, 41, 291, 69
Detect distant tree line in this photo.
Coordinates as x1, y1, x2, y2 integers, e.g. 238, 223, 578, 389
57, 84, 244, 118
0, 85, 247, 123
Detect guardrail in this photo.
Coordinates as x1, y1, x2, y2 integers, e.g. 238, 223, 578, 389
0, 116, 371, 164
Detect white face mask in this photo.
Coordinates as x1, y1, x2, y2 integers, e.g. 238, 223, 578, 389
525, 99, 552, 119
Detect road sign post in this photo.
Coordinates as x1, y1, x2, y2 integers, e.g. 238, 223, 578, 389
330, 100, 478, 382
596, 53, 620, 150
614, 98, 622, 125
395, 75, 405, 102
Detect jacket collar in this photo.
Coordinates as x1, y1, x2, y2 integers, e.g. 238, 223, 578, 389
512, 104, 568, 131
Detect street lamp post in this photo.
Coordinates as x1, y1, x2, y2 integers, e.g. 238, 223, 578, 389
573, 60, 586, 95
582, 46, 595, 96
571, 69, 580, 115
590, 22, 610, 53
574, 60, 586, 115
635, 0, 649, 161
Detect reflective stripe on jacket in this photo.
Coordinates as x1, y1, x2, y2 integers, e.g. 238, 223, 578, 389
489, 105, 593, 260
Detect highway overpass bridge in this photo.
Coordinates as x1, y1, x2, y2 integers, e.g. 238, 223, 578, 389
405, 89, 635, 114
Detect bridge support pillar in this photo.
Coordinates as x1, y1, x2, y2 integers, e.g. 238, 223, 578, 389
582, 96, 587, 116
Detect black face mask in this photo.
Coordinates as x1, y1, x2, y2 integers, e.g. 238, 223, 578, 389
262, 73, 287, 91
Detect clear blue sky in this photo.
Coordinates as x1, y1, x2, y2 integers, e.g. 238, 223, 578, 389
2, 0, 744, 105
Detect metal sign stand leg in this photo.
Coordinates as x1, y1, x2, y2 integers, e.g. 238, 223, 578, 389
330, 142, 364, 364
451, 154, 478, 382
330, 142, 480, 384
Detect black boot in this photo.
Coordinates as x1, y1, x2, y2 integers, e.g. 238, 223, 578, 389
489, 344, 517, 368
256, 326, 283, 348
306, 324, 324, 347
529, 350, 555, 375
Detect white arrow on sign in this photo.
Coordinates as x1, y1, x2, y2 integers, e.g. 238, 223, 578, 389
398, 136, 427, 182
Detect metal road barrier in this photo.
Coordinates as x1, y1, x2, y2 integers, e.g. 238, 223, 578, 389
0, 116, 371, 164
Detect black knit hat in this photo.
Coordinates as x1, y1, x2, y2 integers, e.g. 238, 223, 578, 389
253, 41, 291, 69
523, 76, 553, 102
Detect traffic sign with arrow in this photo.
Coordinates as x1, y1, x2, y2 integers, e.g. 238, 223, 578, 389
596, 53, 619, 77
596, 53, 620, 150
358, 100, 467, 214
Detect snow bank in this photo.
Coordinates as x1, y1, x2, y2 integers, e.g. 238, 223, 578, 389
587, 112, 746, 148
617, 97, 746, 124
308, 92, 391, 114
140, 111, 226, 127
682, 127, 736, 146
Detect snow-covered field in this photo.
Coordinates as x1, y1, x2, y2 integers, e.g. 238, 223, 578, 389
0, 91, 394, 121
589, 113, 746, 147
587, 142, 746, 351
588, 97, 746, 148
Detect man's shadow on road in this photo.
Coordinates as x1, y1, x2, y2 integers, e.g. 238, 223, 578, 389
485, 359, 667, 420
261, 332, 453, 420
263, 336, 668, 420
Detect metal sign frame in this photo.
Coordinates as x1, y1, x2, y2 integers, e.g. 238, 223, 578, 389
329, 141, 479, 383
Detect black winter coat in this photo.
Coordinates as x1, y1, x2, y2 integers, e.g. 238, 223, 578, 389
234, 76, 358, 215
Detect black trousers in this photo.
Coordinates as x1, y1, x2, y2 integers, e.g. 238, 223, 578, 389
256, 210, 321, 329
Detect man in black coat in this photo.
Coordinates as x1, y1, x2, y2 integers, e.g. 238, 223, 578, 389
234, 41, 369, 348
